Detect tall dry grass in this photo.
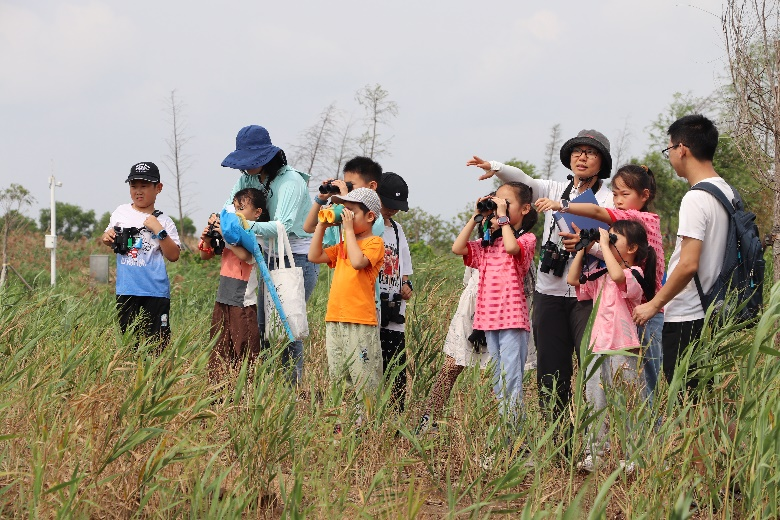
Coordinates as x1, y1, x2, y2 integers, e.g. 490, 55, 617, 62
0, 230, 779, 518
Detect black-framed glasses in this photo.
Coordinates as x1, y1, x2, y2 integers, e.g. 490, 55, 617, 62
571, 147, 599, 159
661, 143, 683, 159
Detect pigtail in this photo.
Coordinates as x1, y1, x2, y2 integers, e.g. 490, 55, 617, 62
640, 246, 657, 301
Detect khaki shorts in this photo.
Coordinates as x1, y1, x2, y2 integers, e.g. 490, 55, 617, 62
325, 322, 382, 399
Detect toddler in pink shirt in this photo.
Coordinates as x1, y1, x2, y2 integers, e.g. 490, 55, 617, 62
567, 220, 658, 471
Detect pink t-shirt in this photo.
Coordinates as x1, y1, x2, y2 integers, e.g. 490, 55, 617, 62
606, 208, 665, 299
464, 232, 536, 331
579, 267, 644, 353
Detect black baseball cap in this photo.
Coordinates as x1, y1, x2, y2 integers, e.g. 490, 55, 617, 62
126, 162, 161, 183
377, 172, 409, 211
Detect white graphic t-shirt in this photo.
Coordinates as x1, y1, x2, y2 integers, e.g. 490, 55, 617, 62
107, 204, 181, 298
379, 219, 413, 332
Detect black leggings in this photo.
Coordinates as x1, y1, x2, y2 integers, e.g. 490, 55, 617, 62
532, 291, 592, 420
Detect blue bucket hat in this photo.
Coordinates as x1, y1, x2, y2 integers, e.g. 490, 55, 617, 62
221, 125, 281, 170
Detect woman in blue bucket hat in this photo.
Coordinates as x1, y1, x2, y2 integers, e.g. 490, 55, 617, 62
221, 125, 319, 387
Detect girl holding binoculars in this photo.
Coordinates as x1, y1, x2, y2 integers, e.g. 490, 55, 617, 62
566, 220, 658, 473
451, 181, 538, 440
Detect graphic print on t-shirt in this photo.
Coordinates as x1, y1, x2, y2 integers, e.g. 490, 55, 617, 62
379, 240, 400, 293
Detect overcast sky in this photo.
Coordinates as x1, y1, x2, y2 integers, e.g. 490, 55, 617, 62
0, 0, 727, 229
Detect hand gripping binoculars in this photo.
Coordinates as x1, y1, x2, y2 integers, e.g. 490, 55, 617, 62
318, 204, 345, 224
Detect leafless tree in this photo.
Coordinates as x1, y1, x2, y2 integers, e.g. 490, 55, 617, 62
0, 183, 35, 288
355, 84, 398, 159
541, 123, 562, 180
331, 115, 356, 180
162, 89, 194, 241
723, 0, 780, 279
611, 117, 633, 175
290, 102, 340, 183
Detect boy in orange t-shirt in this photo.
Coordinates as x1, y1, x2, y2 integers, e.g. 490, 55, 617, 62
308, 188, 385, 410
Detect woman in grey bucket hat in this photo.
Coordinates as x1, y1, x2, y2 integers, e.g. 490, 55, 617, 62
466, 129, 614, 446
220, 125, 320, 387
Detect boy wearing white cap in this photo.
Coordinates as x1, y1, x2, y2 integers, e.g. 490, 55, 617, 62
308, 188, 385, 422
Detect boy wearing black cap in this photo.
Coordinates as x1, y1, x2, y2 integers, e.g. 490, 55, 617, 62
101, 162, 181, 348
376, 172, 414, 412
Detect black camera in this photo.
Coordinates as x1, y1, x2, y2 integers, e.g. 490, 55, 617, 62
380, 292, 405, 327
205, 222, 225, 255
319, 181, 354, 195
539, 240, 569, 277
112, 226, 140, 255
575, 228, 617, 252
467, 329, 487, 352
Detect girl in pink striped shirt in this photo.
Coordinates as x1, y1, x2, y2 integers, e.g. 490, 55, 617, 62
452, 182, 537, 436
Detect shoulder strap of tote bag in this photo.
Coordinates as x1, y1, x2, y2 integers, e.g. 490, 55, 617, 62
274, 221, 297, 268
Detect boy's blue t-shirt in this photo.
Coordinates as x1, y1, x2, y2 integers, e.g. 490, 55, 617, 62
108, 204, 181, 298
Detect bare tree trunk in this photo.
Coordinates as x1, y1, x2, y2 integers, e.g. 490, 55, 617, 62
773, 38, 780, 280
542, 124, 562, 180
333, 117, 354, 180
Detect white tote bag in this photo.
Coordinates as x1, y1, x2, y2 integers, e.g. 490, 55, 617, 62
263, 222, 309, 340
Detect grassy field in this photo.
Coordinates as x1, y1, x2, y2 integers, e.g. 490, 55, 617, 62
1, 231, 779, 518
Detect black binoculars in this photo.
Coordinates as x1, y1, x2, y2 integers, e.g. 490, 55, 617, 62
539, 240, 569, 277
205, 222, 225, 255
380, 292, 405, 327
319, 181, 354, 195
476, 194, 509, 213
575, 228, 617, 252
112, 226, 140, 255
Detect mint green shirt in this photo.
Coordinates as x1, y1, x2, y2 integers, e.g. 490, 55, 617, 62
224, 165, 313, 240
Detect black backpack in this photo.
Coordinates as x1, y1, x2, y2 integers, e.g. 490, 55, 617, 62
691, 182, 765, 322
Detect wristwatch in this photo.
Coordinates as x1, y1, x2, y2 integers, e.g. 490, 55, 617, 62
155, 229, 168, 240
560, 199, 570, 213
497, 216, 510, 226
402, 280, 413, 291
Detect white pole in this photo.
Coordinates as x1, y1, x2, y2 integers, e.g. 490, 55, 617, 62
48, 176, 62, 286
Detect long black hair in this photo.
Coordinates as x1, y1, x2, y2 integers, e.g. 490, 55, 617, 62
260, 150, 288, 198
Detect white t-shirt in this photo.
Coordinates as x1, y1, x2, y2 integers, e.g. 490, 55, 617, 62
664, 177, 734, 322
494, 162, 614, 297
379, 219, 413, 332
107, 204, 181, 298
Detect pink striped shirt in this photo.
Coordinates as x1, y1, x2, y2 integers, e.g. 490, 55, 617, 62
465, 232, 536, 331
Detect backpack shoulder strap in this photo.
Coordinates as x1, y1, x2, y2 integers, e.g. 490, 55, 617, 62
690, 181, 738, 215
690, 180, 740, 308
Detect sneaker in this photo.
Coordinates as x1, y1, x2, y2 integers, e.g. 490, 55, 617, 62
577, 454, 601, 473
479, 453, 496, 471
619, 459, 636, 476
414, 413, 438, 436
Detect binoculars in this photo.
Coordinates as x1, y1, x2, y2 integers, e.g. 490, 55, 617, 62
319, 181, 354, 195
113, 226, 141, 255
205, 222, 226, 255
575, 228, 617, 252
476, 194, 509, 213
539, 240, 569, 277
318, 204, 345, 224
380, 292, 405, 327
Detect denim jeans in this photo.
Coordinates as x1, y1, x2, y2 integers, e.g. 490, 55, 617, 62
485, 328, 529, 430
258, 252, 320, 385
637, 311, 663, 404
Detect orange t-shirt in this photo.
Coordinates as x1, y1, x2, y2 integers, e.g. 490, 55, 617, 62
324, 236, 385, 325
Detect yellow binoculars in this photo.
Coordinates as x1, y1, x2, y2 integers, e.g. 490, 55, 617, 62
318, 204, 345, 224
